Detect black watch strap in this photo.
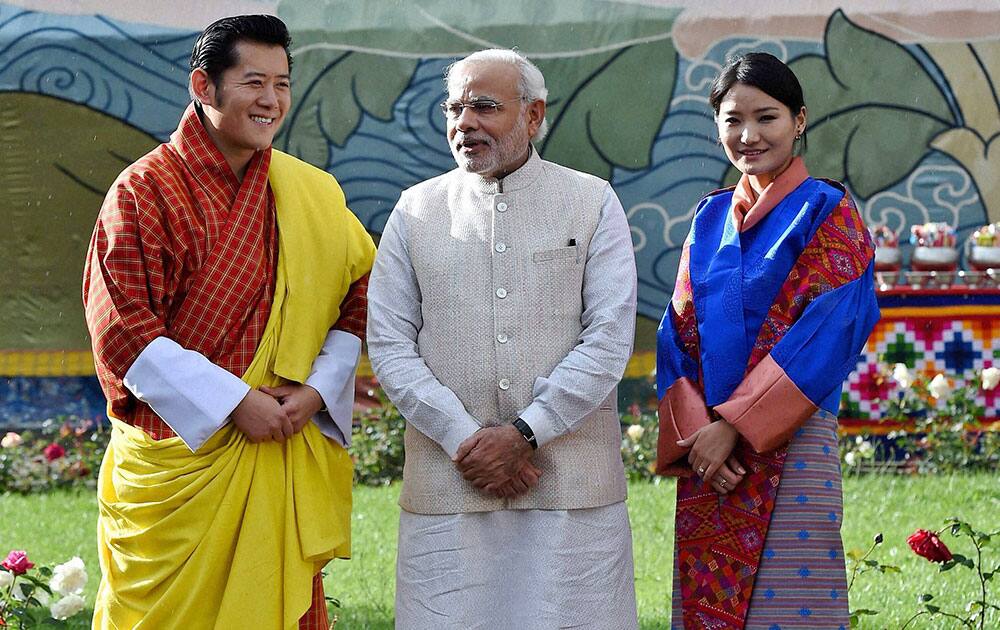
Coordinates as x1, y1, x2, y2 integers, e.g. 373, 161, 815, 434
512, 417, 538, 450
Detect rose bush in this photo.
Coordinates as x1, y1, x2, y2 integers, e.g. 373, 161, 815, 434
0, 418, 106, 494
844, 365, 1000, 473
0, 550, 89, 627
900, 518, 999, 630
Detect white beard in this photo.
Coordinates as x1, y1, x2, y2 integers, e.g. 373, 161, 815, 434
451, 114, 530, 177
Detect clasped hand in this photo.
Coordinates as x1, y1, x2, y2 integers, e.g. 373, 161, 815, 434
231, 384, 323, 443
677, 420, 746, 495
454, 425, 541, 499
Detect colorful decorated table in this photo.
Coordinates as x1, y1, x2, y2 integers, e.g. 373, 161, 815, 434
841, 286, 1000, 434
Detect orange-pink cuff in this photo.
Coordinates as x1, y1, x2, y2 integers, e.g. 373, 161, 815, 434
714, 354, 817, 453
655, 377, 712, 476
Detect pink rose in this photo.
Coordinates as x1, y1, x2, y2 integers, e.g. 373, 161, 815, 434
43, 443, 66, 461
2, 550, 34, 575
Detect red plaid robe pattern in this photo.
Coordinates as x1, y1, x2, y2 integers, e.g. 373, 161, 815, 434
84, 104, 367, 628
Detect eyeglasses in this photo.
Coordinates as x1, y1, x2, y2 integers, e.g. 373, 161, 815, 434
439, 97, 525, 119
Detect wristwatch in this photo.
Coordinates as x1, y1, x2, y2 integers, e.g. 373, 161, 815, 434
512, 417, 538, 450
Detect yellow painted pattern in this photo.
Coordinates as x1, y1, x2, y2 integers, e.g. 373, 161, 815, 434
878, 305, 1000, 318
0, 351, 96, 376
0, 349, 659, 380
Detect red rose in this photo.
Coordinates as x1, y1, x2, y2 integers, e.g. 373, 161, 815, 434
43, 442, 66, 461
907, 529, 953, 563
2, 550, 34, 575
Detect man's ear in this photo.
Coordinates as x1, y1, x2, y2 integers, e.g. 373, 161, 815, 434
526, 99, 546, 138
190, 69, 214, 106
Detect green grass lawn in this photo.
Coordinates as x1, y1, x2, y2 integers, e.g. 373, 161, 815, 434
2, 474, 998, 628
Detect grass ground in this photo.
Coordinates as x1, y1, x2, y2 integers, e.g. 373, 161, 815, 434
2, 474, 997, 628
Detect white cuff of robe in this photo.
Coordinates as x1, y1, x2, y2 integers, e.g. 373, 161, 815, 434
518, 403, 563, 449
305, 330, 362, 447
123, 336, 250, 452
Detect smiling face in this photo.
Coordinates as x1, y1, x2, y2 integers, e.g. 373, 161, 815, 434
445, 61, 544, 179
193, 40, 290, 177
716, 82, 806, 184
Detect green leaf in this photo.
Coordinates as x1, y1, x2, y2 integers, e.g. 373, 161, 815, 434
847, 548, 865, 561
919, 593, 935, 602
925, 604, 941, 613
880, 564, 901, 573
940, 560, 957, 571
864, 559, 879, 567
787, 10, 954, 198
537, 38, 676, 178
276, 0, 679, 178
276, 47, 418, 164
853, 609, 879, 616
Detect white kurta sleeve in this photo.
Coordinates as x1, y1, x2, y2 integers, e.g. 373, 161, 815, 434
518, 184, 637, 447
366, 206, 482, 458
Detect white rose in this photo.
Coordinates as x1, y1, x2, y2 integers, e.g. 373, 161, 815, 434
50, 593, 85, 620
982, 367, 1000, 391
626, 424, 645, 441
928, 373, 949, 399
844, 451, 857, 466
1, 431, 22, 448
12, 581, 49, 605
892, 363, 912, 389
857, 440, 874, 458
50, 556, 87, 596
0, 570, 13, 588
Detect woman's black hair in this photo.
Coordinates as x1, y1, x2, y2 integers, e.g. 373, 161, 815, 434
190, 15, 292, 86
709, 52, 807, 151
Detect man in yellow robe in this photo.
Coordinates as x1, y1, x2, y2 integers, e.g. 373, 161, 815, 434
82, 15, 375, 629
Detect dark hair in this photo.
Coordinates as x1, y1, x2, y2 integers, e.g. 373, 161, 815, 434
190, 15, 292, 86
709, 52, 807, 151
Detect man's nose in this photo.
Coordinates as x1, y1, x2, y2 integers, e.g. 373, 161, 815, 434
258, 84, 279, 108
454, 105, 479, 131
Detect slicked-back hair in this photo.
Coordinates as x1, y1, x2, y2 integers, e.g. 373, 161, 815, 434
709, 52, 808, 151
190, 14, 292, 87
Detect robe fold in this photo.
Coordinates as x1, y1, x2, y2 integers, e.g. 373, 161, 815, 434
84, 104, 376, 629
656, 168, 879, 629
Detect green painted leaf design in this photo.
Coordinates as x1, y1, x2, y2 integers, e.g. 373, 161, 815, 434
0, 93, 158, 351
276, 0, 678, 177
538, 38, 676, 178
275, 43, 418, 164
789, 10, 956, 198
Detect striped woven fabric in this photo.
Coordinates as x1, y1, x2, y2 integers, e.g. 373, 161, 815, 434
672, 411, 849, 629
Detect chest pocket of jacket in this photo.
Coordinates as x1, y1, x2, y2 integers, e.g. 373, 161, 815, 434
529, 245, 584, 316
532, 245, 578, 263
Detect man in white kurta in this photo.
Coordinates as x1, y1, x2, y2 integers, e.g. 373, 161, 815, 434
366, 49, 639, 629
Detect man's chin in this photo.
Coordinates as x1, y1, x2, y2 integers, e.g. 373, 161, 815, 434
453, 155, 496, 177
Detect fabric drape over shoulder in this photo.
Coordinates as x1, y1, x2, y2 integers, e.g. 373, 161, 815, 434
654, 168, 879, 629
92, 140, 375, 629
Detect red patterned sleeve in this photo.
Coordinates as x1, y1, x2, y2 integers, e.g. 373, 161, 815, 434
83, 179, 170, 378
332, 273, 369, 341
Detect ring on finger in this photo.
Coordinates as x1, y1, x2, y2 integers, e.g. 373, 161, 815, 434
719, 478, 728, 488
697, 466, 706, 476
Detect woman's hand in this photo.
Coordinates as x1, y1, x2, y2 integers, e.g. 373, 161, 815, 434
677, 421, 746, 494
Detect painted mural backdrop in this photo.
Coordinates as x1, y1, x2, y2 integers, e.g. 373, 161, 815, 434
1, 1, 998, 423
